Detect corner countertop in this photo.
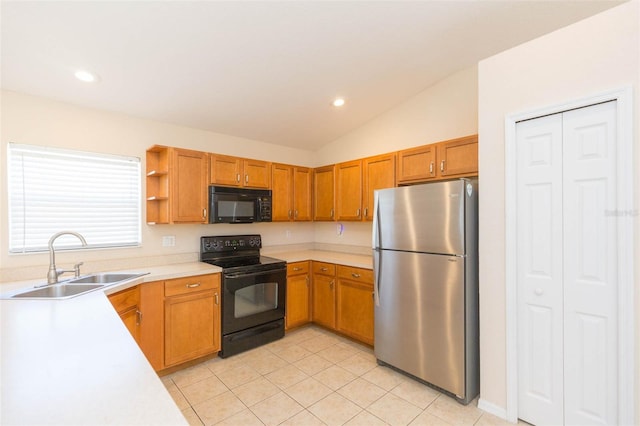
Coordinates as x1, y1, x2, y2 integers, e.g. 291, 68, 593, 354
265, 249, 373, 269
1, 261, 220, 426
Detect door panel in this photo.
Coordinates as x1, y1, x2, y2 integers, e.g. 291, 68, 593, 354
516, 113, 564, 425
562, 101, 617, 425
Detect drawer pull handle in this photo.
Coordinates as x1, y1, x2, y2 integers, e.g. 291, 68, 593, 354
293, 267, 302, 271
186, 283, 201, 288
215, 292, 219, 305
321, 267, 328, 272
351, 273, 361, 278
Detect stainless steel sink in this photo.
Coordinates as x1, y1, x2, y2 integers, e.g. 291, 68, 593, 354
11, 284, 105, 299
67, 273, 146, 284
2, 272, 148, 300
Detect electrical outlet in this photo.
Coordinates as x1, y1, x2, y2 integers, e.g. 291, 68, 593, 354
162, 236, 175, 247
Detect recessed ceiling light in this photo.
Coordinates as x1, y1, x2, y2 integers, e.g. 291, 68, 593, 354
74, 70, 98, 83
333, 98, 345, 107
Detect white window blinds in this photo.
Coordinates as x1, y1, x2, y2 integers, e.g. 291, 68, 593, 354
8, 143, 141, 253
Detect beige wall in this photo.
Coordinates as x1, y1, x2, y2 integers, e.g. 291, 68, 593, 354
0, 90, 317, 281
0, 63, 478, 282
477, 0, 639, 419
315, 65, 478, 166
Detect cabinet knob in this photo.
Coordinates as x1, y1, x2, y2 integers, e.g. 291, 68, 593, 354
351, 273, 361, 279
534, 288, 543, 296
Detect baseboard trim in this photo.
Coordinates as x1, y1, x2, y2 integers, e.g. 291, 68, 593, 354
477, 399, 511, 422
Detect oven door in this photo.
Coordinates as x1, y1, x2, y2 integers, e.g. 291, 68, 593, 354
222, 268, 286, 335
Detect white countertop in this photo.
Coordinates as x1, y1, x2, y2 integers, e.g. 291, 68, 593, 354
0, 253, 369, 425
1, 261, 220, 426
266, 249, 373, 269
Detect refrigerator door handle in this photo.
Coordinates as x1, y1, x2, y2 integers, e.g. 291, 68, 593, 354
372, 194, 382, 249
373, 249, 381, 307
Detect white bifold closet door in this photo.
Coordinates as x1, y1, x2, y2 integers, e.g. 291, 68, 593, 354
516, 101, 618, 426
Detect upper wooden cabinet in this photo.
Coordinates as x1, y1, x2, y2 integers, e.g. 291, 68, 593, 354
272, 163, 312, 221
209, 154, 271, 189
397, 135, 478, 185
396, 144, 437, 184
437, 135, 478, 178
335, 154, 396, 222
335, 160, 363, 221
146, 146, 208, 224
362, 154, 396, 221
313, 165, 335, 221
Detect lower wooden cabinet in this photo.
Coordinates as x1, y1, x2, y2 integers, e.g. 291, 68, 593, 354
108, 286, 141, 342
164, 274, 221, 367
109, 273, 221, 372
336, 266, 374, 345
286, 261, 311, 329
311, 262, 336, 330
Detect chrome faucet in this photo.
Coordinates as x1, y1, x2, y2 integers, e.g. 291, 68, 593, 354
47, 231, 88, 284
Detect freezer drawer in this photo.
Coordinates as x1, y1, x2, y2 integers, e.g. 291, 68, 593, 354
374, 249, 466, 397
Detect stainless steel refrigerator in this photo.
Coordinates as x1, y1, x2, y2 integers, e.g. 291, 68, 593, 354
372, 179, 479, 404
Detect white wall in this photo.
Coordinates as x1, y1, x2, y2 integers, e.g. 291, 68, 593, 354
477, 0, 639, 419
1, 63, 478, 282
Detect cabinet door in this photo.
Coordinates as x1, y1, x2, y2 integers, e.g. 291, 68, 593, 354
243, 159, 271, 189
336, 267, 374, 345
119, 307, 141, 342
139, 280, 165, 371
397, 144, 437, 184
336, 160, 363, 221
293, 167, 312, 221
363, 154, 396, 221
312, 274, 336, 329
210, 154, 242, 186
286, 272, 311, 329
165, 289, 220, 367
437, 135, 478, 177
272, 163, 293, 221
313, 165, 335, 221
170, 148, 208, 223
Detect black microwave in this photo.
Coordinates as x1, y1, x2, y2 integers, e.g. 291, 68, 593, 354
208, 186, 272, 223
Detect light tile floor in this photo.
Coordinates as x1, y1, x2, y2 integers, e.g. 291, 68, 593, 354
163, 325, 514, 426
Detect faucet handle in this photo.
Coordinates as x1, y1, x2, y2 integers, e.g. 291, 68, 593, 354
73, 262, 84, 278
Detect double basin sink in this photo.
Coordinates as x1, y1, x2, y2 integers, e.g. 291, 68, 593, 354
3, 273, 147, 300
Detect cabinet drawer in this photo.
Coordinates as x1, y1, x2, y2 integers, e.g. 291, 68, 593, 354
165, 274, 220, 297
108, 286, 139, 314
337, 265, 373, 285
287, 261, 310, 276
312, 262, 336, 276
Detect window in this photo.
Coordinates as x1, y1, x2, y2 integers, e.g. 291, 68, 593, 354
8, 143, 141, 253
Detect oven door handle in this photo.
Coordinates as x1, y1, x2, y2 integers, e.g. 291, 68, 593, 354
224, 269, 283, 279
